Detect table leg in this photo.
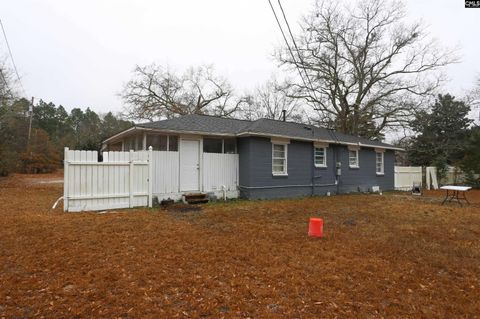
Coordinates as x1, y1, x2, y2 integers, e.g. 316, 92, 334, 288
461, 191, 470, 205
456, 190, 463, 207
441, 189, 449, 205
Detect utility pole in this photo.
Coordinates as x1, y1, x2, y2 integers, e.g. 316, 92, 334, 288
27, 96, 33, 147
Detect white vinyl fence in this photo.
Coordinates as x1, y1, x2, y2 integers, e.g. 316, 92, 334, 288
151, 151, 180, 196
64, 148, 239, 212
203, 153, 239, 193
394, 166, 422, 191
64, 148, 152, 212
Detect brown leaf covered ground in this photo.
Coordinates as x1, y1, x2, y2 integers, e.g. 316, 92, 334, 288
1, 172, 480, 318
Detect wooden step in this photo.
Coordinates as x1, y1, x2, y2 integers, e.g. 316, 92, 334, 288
186, 198, 209, 204
184, 193, 209, 205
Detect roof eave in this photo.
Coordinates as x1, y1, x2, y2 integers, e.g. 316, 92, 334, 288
237, 131, 404, 151
103, 125, 405, 152
103, 125, 238, 144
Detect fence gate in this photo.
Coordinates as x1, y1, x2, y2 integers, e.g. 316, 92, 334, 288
394, 166, 423, 191
64, 147, 153, 212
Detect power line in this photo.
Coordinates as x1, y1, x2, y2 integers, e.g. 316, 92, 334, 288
0, 68, 10, 91
0, 18, 26, 96
276, 0, 322, 104
266, 0, 311, 96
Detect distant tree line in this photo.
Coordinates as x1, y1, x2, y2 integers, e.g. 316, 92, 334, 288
0, 95, 131, 176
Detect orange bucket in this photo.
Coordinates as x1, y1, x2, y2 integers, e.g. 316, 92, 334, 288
308, 218, 324, 237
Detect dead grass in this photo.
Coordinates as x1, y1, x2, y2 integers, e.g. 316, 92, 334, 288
1, 173, 480, 318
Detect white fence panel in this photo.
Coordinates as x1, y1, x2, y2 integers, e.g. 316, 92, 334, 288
151, 151, 180, 195
65, 148, 240, 210
64, 148, 152, 212
203, 153, 239, 192
394, 166, 422, 191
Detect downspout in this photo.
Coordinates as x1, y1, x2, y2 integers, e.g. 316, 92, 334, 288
311, 144, 315, 196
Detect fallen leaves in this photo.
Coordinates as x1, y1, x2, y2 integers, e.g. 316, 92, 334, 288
0, 173, 479, 318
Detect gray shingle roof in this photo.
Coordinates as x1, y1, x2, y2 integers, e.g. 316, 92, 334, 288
131, 114, 399, 150
137, 114, 250, 134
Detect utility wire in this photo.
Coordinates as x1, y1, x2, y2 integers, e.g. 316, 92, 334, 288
267, 0, 311, 97
276, 0, 322, 104
0, 18, 27, 96
0, 68, 10, 92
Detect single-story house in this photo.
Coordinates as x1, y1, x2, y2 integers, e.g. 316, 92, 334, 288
102, 114, 403, 200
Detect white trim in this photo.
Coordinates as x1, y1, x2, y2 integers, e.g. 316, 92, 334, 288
347, 144, 361, 151
104, 126, 236, 144
348, 149, 359, 168
314, 146, 327, 168
272, 142, 288, 176
270, 137, 290, 145
241, 131, 334, 144
376, 151, 384, 175
314, 142, 329, 148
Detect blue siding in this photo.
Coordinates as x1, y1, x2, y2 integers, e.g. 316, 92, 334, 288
238, 136, 395, 199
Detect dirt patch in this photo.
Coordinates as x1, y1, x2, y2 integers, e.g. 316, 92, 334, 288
1, 173, 479, 318
165, 203, 203, 213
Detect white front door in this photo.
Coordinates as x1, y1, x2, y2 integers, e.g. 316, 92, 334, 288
180, 139, 200, 191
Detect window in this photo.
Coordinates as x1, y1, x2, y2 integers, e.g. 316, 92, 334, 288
203, 138, 236, 154
203, 138, 223, 153
314, 147, 327, 167
146, 134, 178, 151
124, 136, 136, 151
349, 150, 359, 168
224, 138, 236, 154
376, 152, 384, 175
272, 143, 287, 175
147, 134, 167, 151
169, 136, 178, 151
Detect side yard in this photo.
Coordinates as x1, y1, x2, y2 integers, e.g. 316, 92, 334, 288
0, 173, 479, 318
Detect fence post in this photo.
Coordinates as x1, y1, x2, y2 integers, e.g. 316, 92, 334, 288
129, 150, 134, 208
148, 146, 153, 208
64, 147, 69, 212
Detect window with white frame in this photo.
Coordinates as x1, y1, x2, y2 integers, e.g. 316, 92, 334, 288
314, 147, 327, 167
272, 143, 287, 175
349, 149, 359, 167
376, 152, 384, 175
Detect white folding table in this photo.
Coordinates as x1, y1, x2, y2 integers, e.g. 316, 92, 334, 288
440, 186, 472, 206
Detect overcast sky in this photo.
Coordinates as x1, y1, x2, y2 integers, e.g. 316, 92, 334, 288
0, 0, 479, 117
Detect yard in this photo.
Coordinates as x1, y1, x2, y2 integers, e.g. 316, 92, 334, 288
1, 173, 480, 318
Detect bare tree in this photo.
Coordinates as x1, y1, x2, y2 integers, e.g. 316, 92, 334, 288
277, 0, 457, 139
0, 60, 16, 104
121, 64, 240, 121
238, 76, 308, 122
